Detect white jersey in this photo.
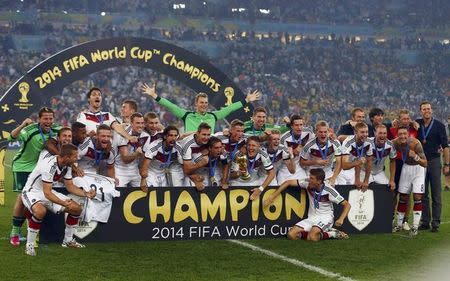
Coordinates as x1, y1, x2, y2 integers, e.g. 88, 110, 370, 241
214, 132, 246, 161
341, 136, 373, 162
262, 145, 290, 170
72, 173, 119, 223
115, 128, 151, 174
180, 134, 209, 161
297, 180, 344, 219
76, 110, 117, 133
368, 138, 396, 175
300, 138, 342, 176
24, 155, 72, 192
192, 154, 228, 186
230, 150, 273, 186
77, 137, 115, 174
144, 139, 183, 173
280, 129, 314, 181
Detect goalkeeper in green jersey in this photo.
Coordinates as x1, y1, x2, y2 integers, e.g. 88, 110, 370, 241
141, 83, 261, 133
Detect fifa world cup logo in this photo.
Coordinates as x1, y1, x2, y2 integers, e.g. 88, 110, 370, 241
236, 152, 251, 181
18, 82, 30, 103
224, 87, 234, 106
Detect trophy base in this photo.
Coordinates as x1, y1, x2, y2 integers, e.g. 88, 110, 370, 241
240, 174, 251, 181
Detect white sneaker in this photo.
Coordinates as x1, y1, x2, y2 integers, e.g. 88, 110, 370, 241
410, 227, 418, 237
334, 230, 349, 240
62, 238, 85, 248
402, 222, 411, 231
392, 225, 402, 233
25, 243, 36, 256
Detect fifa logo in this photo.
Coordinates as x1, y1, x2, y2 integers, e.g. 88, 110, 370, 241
18, 82, 30, 103
224, 87, 234, 106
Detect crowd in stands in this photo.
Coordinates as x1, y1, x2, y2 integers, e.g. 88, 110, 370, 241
0, 1, 448, 132
3, 0, 448, 29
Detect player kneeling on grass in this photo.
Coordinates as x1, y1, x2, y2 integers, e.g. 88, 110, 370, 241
264, 168, 351, 241
21, 144, 96, 256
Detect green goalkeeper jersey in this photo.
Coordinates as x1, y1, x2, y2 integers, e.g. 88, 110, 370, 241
243, 121, 290, 137
155, 96, 246, 133
8, 123, 61, 172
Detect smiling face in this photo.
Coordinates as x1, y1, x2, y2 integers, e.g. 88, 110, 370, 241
195, 96, 209, 114
97, 128, 112, 149
59, 129, 72, 145
397, 128, 409, 144
420, 103, 433, 120
246, 138, 260, 157
375, 126, 387, 145
353, 110, 365, 123
146, 117, 161, 134
88, 89, 102, 111
230, 125, 244, 142
253, 111, 267, 129
268, 133, 281, 150
131, 116, 145, 135
196, 128, 211, 145
39, 112, 54, 133
355, 126, 369, 143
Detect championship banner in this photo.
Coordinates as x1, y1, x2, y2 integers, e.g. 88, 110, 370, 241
40, 184, 393, 243
0, 37, 251, 140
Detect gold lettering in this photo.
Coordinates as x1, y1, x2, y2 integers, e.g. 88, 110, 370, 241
229, 189, 248, 221
262, 189, 282, 220
162, 53, 172, 65
173, 191, 199, 222
285, 190, 306, 220
251, 193, 260, 221
200, 191, 226, 221
123, 190, 146, 224
149, 190, 171, 223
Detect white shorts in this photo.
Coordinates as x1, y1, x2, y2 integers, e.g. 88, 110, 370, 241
295, 216, 334, 232
146, 171, 169, 187
277, 165, 307, 183
22, 189, 69, 214
116, 173, 141, 188
398, 164, 426, 194
369, 172, 389, 185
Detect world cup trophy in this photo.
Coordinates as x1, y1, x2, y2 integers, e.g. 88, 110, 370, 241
235, 152, 251, 181
224, 87, 234, 106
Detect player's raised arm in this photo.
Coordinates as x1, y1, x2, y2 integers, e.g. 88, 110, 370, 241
263, 179, 299, 207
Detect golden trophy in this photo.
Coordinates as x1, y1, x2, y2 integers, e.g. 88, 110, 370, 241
224, 87, 234, 106
18, 82, 30, 103
236, 153, 251, 181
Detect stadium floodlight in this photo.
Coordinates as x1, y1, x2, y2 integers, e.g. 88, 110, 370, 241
62, 10, 68, 14
203, 1, 206, 5
239, 8, 246, 12
173, 4, 186, 9
16, 9, 20, 13
259, 9, 270, 14
101, 11, 106, 16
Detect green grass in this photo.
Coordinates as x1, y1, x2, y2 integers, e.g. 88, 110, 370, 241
1, 149, 449, 281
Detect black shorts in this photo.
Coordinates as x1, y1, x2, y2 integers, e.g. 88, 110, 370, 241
13, 172, 30, 192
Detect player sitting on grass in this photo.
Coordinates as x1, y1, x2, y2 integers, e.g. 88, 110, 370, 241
264, 168, 351, 241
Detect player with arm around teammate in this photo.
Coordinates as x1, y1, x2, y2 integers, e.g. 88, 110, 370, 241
21, 144, 96, 256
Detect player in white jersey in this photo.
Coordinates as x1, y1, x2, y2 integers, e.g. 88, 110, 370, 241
338, 122, 374, 190
21, 144, 96, 256
280, 115, 315, 181
189, 137, 230, 190
367, 125, 396, 188
76, 87, 137, 143
144, 111, 164, 143
116, 113, 150, 187
140, 125, 184, 189
40, 127, 73, 159
265, 168, 351, 241
392, 126, 427, 236
263, 130, 295, 186
301, 120, 342, 186
230, 136, 275, 200
181, 122, 211, 185
77, 124, 116, 182
215, 119, 246, 162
